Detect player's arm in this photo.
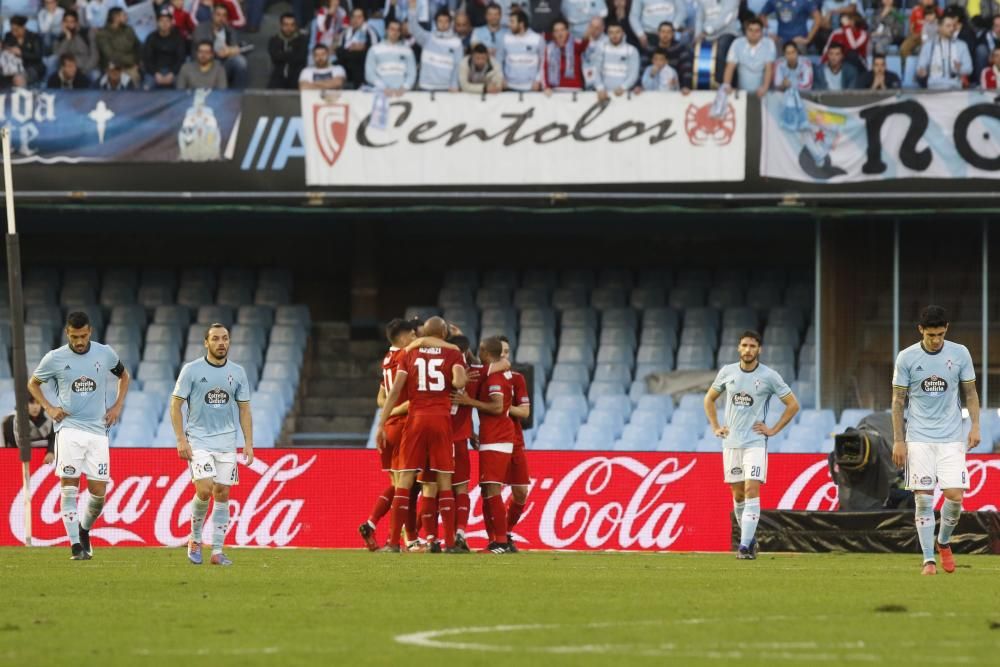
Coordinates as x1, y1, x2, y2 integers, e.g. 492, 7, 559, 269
404, 336, 460, 352
486, 359, 511, 375
703, 387, 727, 437
754, 392, 799, 437
377, 384, 386, 408
238, 399, 254, 465
891, 385, 908, 467
105, 362, 130, 427
376, 371, 408, 451
961, 380, 981, 450
510, 404, 530, 419
170, 396, 192, 461
390, 400, 409, 417
27, 376, 66, 422
453, 390, 504, 415
451, 363, 467, 391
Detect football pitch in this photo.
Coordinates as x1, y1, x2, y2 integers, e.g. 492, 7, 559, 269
2, 548, 999, 667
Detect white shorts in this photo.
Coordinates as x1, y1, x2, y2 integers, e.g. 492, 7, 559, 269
189, 450, 239, 486
905, 441, 969, 491
54, 427, 111, 482
723, 447, 767, 484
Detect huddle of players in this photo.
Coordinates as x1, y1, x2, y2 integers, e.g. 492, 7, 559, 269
367, 315, 530, 554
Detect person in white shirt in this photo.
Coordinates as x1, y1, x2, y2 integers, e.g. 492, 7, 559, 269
38, 0, 65, 53
917, 13, 972, 91
773, 40, 813, 90
299, 43, 347, 89
499, 8, 545, 91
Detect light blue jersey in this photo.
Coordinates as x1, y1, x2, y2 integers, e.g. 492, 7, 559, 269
471, 24, 509, 52
917, 36, 973, 91
592, 41, 641, 92
726, 36, 776, 91
173, 357, 251, 453
696, 0, 741, 40
409, 12, 463, 90
893, 341, 975, 443
365, 41, 418, 90
711, 362, 792, 448
33, 343, 122, 436
499, 30, 546, 91
563, 0, 607, 39
630, 0, 687, 38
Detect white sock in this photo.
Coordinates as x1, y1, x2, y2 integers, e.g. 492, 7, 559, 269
733, 500, 746, 529
937, 498, 962, 546
914, 494, 936, 562
739, 497, 760, 548
190, 496, 210, 543
80, 494, 105, 531
60, 486, 80, 545
211, 500, 230, 555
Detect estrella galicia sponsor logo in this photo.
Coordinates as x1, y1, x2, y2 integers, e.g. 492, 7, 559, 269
62, 465, 76, 475
731, 392, 754, 408
920, 475, 933, 486
730, 467, 743, 476
72, 376, 97, 393
921, 375, 948, 395
205, 387, 231, 406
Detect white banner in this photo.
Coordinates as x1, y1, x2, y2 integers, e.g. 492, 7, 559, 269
760, 91, 1000, 183
300, 91, 746, 186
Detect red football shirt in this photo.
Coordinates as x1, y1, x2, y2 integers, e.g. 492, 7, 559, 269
451, 362, 481, 440
401, 346, 464, 416
477, 369, 515, 445
510, 371, 530, 448
381, 347, 408, 424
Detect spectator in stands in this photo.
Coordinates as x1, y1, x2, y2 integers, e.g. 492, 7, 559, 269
2, 397, 55, 465
167, 0, 197, 42
176, 39, 228, 88
543, 17, 587, 91
975, 15, 1000, 79
695, 0, 742, 86
339, 7, 380, 89
459, 42, 504, 92
96, 8, 140, 83
901, 0, 942, 58
409, 1, 462, 91
638, 47, 680, 90
311, 0, 348, 55
0, 56, 26, 90
563, 0, 607, 40
857, 52, 901, 89
47, 53, 90, 88
99, 60, 135, 89
143, 11, 186, 90
762, 0, 820, 53
949, 6, 978, 64
193, 3, 248, 89
610, 0, 643, 48
870, 0, 905, 56
365, 18, 416, 93
814, 41, 857, 89
651, 21, 692, 90
917, 12, 972, 89
300, 43, 347, 89
981, 45, 1000, 88
823, 12, 869, 72
774, 40, 814, 90
471, 3, 509, 56
84, 0, 127, 32
3, 16, 45, 85
268, 13, 309, 89
817, 0, 860, 47
593, 19, 641, 99
37, 0, 65, 55
631, 0, 687, 51
582, 15, 608, 86
454, 12, 473, 50
54, 10, 97, 79
723, 16, 774, 97
501, 9, 546, 91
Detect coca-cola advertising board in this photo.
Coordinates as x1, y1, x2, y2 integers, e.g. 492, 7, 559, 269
3, 449, 998, 551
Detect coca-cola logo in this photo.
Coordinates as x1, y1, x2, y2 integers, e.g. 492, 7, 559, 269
72, 377, 96, 393
205, 388, 230, 406
731, 392, 754, 408
777, 460, 838, 511
921, 376, 947, 394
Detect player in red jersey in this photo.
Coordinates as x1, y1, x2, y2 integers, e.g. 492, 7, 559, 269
359, 318, 416, 551
452, 336, 515, 554
499, 336, 532, 552
377, 317, 466, 553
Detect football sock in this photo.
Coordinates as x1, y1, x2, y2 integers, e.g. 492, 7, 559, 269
211, 500, 230, 555
419, 495, 438, 542
388, 487, 410, 547
938, 498, 962, 546
368, 486, 394, 526
733, 500, 746, 529
739, 497, 760, 549
486, 494, 507, 543
482, 493, 495, 542
455, 491, 470, 534
404, 486, 420, 543
80, 493, 105, 531
914, 494, 936, 562
60, 486, 80, 545
438, 490, 455, 548
506, 500, 525, 531
190, 496, 210, 542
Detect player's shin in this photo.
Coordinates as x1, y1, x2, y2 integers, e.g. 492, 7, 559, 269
914, 493, 937, 563
506, 498, 525, 530
733, 500, 746, 528
455, 490, 470, 536
80, 493, 105, 531
60, 485, 80, 545
190, 496, 210, 542
211, 499, 231, 556
938, 497, 962, 545
388, 487, 411, 547
485, 493, 507, 543
739, 497, 760, 548
438, 490, 455, 548
404, 486, 420, 543
368, 486, 395, 528
418, 494, 439, 542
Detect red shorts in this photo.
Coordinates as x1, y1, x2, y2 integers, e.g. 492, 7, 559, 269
383, 419, 405, 472
453, 439, 470, 486
479, 448, 512, 485
398, 414, 454, 474
506, 446, 530, 486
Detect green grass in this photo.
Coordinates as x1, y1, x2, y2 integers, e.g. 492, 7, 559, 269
2, 548, 1000, 666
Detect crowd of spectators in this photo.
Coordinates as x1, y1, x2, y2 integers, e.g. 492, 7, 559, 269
3, 0, 1000, 92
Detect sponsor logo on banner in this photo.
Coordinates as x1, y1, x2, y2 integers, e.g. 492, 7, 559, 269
300, 91, 746, 186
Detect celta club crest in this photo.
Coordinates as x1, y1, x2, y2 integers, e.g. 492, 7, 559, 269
947, 359, 953, 372
796, 108, 847, 180
313, 103, 350, 166
684, 103, 736, 146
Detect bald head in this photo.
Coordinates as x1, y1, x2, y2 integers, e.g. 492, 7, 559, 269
480, 336, 503, 363
423, 316, 448, 339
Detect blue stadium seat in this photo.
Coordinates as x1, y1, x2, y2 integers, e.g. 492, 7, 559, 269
517, 344, 552, 371
639, 327, 678, 350
179, 268, 217, 291
671, 411, 706, 432
676, 269, 711, 287
261, 362, 300, 386
551, 286, 588, 311
476, 287, 511, 309
629, 287, 666, 310
768, 306, 805, 330
768, 362, 796, 383
551, 363, 590, 386
146, 324, 183, 348
483, 269, 518, 290
519, 327, 556, 350
629, 410, 666, 439
636, 344, 673, 367
602, 307, 638, 331
443, 269, 478, 289
522, 269, 558, 290
586, 409, 625, 439
635, 394, 674, 419
593, 363, 632, 387
542, 410, 582, 437
100, 284, 136, 308
545, 380, 586, 406
591, 287, 627, 311
443, 307, 478, 333
598, 268, 633, 289
23, 284, 57, 305
836, 408, 871, 431
231, 324, 267, 350
271, 324, 308, 349
217, 284, 254, 308
143, 343, 181, 369
549, 395, 588, 423
684, 306, 721, 330
784, 283, 813, 309
675, 344, 714, 370
26, 304, 64, 328
799, 364, 817, 383
596, 345, 633, 367
103, 267, 138, 287
588, 381, 626, 407
902, 54, 918, 88
637, 268, 672, 289
110, 304, 148, 328
561, 269, 596, 290
575, 423, 615, 450
437, 286, 474, 308
266, 344, 304, 368
196, 305, 235, 327
763, 345, 796, 366
668, 286, 705, 309
60, 284, 97, 304
229, 343, 264, 368
520, 307, 556, 330
254, 284, 291, 307
593, 394, 632, 420
746, 285, 782, 311
176, 286, 213, 308
257, 379, 294, 411
695, 438, 720, 452
138, 284, 174, 309
562, 307, 598, 330
715, 346, 739, 366
722, 306, 758, 330
798, 409, 837, 435
643, 306, 680, 330
708, 285, 744, 309
793, 381, 815, 409
659, 424, 699, 451
153, 305, 192, 328
24, 324, 55, 346
275, 305, 311, 327
533, 423, 573, 449
481, 307, 517, 330
560, 328, 597, 350
600, 327, 637, 350
513, 287, 550, 309
556, 344, 595, 370
238, 305, 276, 328
137, 361, 175, 383
634, 363, 673, 381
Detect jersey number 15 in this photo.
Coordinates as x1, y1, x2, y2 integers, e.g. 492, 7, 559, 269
414, 358, 445, 392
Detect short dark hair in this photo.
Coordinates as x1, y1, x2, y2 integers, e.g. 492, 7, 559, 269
448, 335, 471, 354
651, 48, 669, 61
64, 9, 79, 21
480, 336, 503, 360
471, 43, 489, 55
435, 7, 451, 21
59, 54, 77, 66
551, 18, 568, 31
744, 16, 763, 29
826, 42, 844, 53
606, 18, 622, 30
204, 322, 229, 340
782, 40, 798, 53
385, 318, 412, 344
280, 12, 296, 22
386, 18, 401, 29
66, 312, 91, 329
738, 330, 762, 346
872, 53, 886, 63
10, 15, 27, 27
497, 334, 510, 345
485, 2, 502, 12
352, 6, 367, 18
919, 305, 949, 329
196, 39, 214, 51
658, 21, 674, 31
510, 8, 528, 27
313, 43, 329, 52
943, 5, 966, 21
107, 7, 124, 23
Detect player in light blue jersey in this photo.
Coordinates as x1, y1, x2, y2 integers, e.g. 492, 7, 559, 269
891, 305, 980, 576
704, 330, 799, 560
171, 323, 253, 566
29, 311, 130, 560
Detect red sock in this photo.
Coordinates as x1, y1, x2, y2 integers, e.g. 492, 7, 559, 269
486, 494, 507, 543
438, 490, 455, 548
455, 491, 470, 533
419, 495, 438, 541
368, 486, 394, 526
387, 487, 410, 547
506, 500, 525, 531
482, 494, 495, 543
404, 486, 420, 543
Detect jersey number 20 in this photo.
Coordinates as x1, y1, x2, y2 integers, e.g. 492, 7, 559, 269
414, 358, 445, 391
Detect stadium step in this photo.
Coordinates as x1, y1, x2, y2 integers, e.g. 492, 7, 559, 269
295, 416, 372, 433
306, 379, 379, 397
300, 397, 372, 417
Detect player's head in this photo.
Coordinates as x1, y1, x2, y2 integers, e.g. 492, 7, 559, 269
497, 334, 511, 361
385, 318, 417, 347
479, 336, 503, 364
65, 311, 92, 353
918, 305, 949, 352
448, 334, 471, 358
423, 316, 448, 339
737, 330, 762, 365
204, 323, 230, 361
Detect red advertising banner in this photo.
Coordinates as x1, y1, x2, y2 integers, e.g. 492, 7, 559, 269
2, 449, 998, 551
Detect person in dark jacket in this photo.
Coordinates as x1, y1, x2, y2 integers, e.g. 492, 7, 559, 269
2, 15, 45, 84
856, 53, 901, 90
3, 396, 55, 465
268, 12, 309, 89
649, 21, 692, 89
47, 53, 91, 88
143, 11, 187, 89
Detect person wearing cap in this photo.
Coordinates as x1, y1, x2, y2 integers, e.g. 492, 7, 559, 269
98, 60, 135, 89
